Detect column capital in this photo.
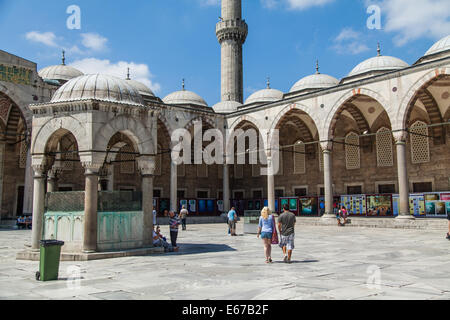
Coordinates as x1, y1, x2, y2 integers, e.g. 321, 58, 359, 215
320, 141, 333, 152
393, 130, 408, 144
138, 156, 156, 176
82, 162, 102, 175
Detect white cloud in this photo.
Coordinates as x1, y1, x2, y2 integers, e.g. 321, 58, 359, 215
70, 58, 161, 93
260, 0, 335, 10
333, 28, 370, 55
25, 31, 58, 47
198, 0, 219, 6
81, 33, 108, 51
286, 0, 335, 10
368, 0, 450, 46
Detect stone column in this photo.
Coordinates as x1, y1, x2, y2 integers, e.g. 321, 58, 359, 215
395, 131, 414, 220
267, 156, 275, 212
31, 165, 46, 251
46, 169, 58, 193
321, 143, 335, 220
82, 165, 100, 253
170, 161, 178, 212
223, 164, 230, 213
139, 156, 156, 247
22, 149, 34, 215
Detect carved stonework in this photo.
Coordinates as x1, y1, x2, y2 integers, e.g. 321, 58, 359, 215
320, 141, 333, 152
393, 130, 408, 143
137, 156, 156, 176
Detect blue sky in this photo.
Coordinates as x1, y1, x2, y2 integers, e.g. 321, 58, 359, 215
0, 0, 449, 106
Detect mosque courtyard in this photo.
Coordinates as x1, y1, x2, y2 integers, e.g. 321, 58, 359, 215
0, 223, 449, 300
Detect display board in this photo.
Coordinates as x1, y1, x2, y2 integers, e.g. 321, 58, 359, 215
425, 193, 448, 217
366, 195, 393, 216
340, 195, 367, 216
299, 197, 318, 216
392, 194, 425, 217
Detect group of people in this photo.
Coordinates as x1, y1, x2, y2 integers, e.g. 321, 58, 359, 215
256, 204, 297, 264
16, 216, 32, 229
152, 205, 190, 253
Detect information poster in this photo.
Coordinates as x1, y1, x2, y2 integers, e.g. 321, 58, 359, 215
289, 198, 298, 212
254, 200, 262, 211
217, 200, 224, 213
440, 194, 450, 216
341, 195, 366, 216
366, 195, 393, 216
247, 200, 254, 210
280, 198, 289, 211
189, 200, 197, 213
299, 197, 318, 216
425, 193, 441, 216
180, 200, 188, 210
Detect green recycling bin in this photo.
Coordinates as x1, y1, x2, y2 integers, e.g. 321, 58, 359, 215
36, 240, 65, 282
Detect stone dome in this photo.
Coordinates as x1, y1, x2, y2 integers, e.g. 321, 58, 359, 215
39, 64, 84, 82
348, 55, 409, 78
425, 35, 450, 56
51, 74, 144, 105
163, 90, 208, 108
245, 88, 283, 105
290, 73, 339, 93
212, 100, 242, 113
126, 79, 155, 97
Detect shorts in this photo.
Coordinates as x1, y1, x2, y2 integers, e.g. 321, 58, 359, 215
279, 234, 295, 250
261, 232, 272, 239
228, 220, 236, 230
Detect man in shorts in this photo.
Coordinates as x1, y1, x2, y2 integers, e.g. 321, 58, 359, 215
278, 204, 296, 263
228, 207, 238, 236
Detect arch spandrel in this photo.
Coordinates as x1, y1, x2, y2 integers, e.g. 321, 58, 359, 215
31, 116, 89, 156
93, 115, 156, 156
396, 67, 450, 131
324, 88, 392, 141
0, 83, 34, 124
268, 103, 321, 149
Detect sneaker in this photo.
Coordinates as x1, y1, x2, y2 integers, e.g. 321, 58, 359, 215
446, 233, 450, 240
283, 256, 288, 263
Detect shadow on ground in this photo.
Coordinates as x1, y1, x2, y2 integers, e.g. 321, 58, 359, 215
161, 243, 237, 256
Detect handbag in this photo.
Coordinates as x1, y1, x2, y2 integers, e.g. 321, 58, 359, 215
271, 216, 279, 245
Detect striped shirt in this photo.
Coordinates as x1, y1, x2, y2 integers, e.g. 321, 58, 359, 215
169, 216, 180, 232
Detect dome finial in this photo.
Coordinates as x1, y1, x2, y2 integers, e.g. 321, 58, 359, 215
377, 42, 381, 56
182, 78, 185, 91
126, 67, 131, 80
266, 76, 271, 89
62, 50, 66, 65
316, 60, 320, 74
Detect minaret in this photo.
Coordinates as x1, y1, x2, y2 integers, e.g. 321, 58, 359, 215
216, 0, 248, 104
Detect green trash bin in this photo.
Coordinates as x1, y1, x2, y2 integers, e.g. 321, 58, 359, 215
36, 240, 65, 282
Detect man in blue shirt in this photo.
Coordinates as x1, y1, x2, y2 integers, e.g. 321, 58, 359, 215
227, 207, 237, 236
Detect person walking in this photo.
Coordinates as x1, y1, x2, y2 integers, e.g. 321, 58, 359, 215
278, 204, 296, 264
228, 207, 238, 236
168, 211, 181, 249
257, 207, 275, 264
180, 205, 189, 231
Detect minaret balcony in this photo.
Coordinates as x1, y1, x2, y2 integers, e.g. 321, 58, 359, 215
216, 19, 248, 43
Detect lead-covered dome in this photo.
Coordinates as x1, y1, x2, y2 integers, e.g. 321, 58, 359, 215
212, 100, 242, 113
126, 79, 155, 97
290, 73, 339, 93
245, 85, 283, 105
348, 55, 409, 77
39, 64, 83, 83
424, 35, 450, 56
163, 86, 208, 108
38, 52, 83, 83
51, 74, 144, 105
